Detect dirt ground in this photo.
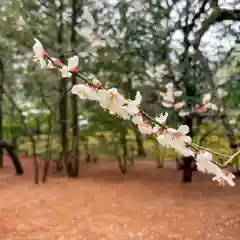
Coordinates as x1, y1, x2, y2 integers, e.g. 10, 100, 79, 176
0, 156, 240, 240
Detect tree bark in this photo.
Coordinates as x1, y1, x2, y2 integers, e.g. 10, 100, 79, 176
181, 0, 195, 183
70, 0, 81, 177
0, 140, 24, 175
42, 114, 53, 182
182, 115, 194, 182
119, 130, 128, 174
0, 59, 4, 168
57, 0, 73, 176
1, 85, 38, 183
182, 156, 193, 182
135, 129, 146, 157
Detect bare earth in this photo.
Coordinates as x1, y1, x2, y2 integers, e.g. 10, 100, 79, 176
0, 156, 240, 240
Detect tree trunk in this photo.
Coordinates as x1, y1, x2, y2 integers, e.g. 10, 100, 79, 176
1, 84, 38, 183
59, 62, 73, 176
119, 130, 128, 174
70, 0, 81, 177
0, 59, 4, 168
42, 114, 53, 182
182, 115, 194, 182
57, 0, 73, 176
135, 129, 146, 157
0, 140, 23, 175
182, 156, 194, 182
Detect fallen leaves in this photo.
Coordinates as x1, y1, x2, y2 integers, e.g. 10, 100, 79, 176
0, 157, 239, 239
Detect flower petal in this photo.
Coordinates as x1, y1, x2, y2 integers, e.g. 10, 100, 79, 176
97, 89, 109, 108
152, 126, 159, 133
182, 148, 195, 157
155, 112, 168, 124
174, 101, 185, 109
134, 91, 142, 105
179, 110, 189, 117
174, 91, 183, 97
162, 101, 173, 108
178, 125, 189, 135
138, 124, 152, 135
203, 93, 211, 104
127, 103, 139, 115
183, 135, 192, 144
68, 55, 79, 69
132, 115, 143, 125
118, 107, 131, 120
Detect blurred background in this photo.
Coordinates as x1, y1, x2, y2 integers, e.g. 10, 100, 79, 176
0, 0, 239, 182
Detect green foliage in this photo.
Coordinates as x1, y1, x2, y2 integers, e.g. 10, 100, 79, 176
0, 0, 239, 165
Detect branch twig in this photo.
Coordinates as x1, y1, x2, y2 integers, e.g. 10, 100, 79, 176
43, 54, 236, 165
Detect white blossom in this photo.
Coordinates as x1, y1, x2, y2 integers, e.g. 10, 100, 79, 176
212, 170, 235, 187
203, 93, 211, 104
196, 151, 235, 187
126, 91, 142, 115
46, 57, 62, 69
71, 84, 98, 100
155, 112, 168, 125
132, 113, 144, 125
153, 113, 168, 133
167, 125, 192, 155
33, 38, 47, 68
162, 101, 174, 108
179, 110, 190, 117
160, 83, 185, 109
174, 91, 183, 97
196, 151, 213, 173
174, 101, 186, 109
138, 121, 152, 135
196, 93, 218, 113
97, 88, 125, 115
118, 106, 131, 120
61, 55, 79, 78
208, 103, 218, 111
157, 132, 173, 147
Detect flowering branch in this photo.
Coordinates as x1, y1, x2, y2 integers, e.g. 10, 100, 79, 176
223, 149, 240, 167
45, 54, 168, 129
32, 38, 238, 186
189, 143, 230, 161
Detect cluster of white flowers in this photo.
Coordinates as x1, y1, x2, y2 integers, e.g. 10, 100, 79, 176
195, 93, 218, 113
196, 151, 235, 186
158, 81, 218, 117
159, 83, 185, 109
71, 82, 196, 156
32, 38, 236, 187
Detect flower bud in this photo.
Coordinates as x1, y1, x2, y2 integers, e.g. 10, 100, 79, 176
92, 78, 102, 87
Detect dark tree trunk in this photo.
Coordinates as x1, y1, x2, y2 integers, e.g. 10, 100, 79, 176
135, 129, 146, 157
126, 74, 146, 158
182, 156, 194, 182
0, 59, 4, 168
57, 0, 74, 176
59, 62, 73, 176
0, 140, 24, 175
42, 114, 53, 183
182, 114, 194, 183
119, 130, 128, 174
70, 0, 80, 178
1, 82, 38, 182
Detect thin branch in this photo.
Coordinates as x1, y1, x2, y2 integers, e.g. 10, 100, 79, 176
223, 149, 240, 167
193, 8, 240, 49
187, 0, 209, 32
